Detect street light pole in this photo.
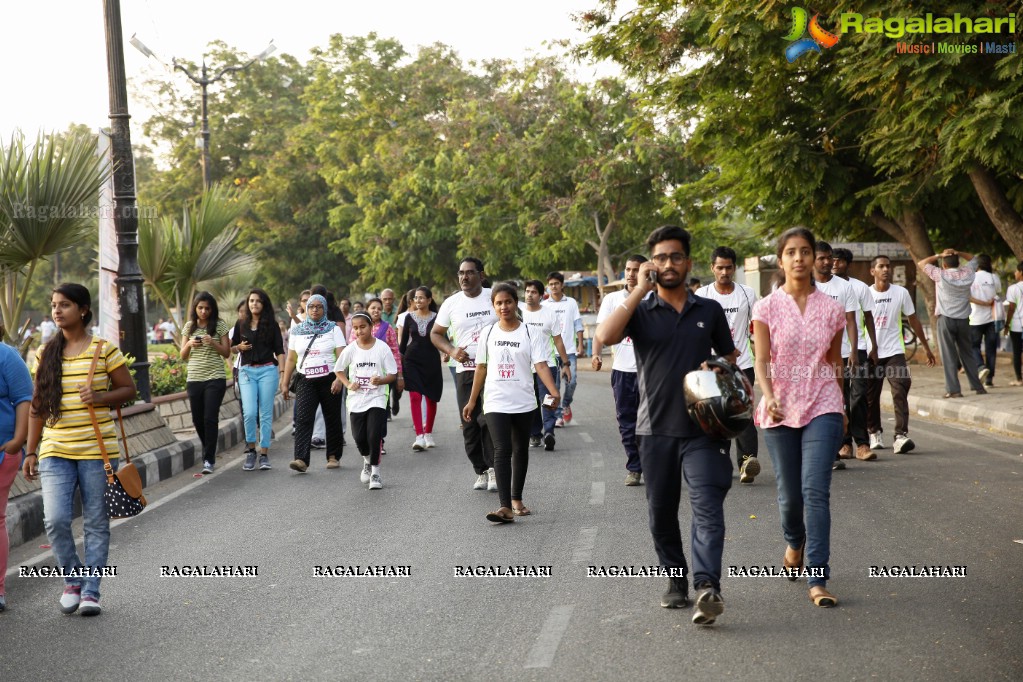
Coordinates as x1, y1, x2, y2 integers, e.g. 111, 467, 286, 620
171, 43, 275, 190
102, 0, 150, 401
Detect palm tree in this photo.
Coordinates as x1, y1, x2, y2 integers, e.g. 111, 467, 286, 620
138, 183, 256, 337
0, 132, 108, 352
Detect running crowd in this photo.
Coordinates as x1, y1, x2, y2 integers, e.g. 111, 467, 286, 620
1, 229, 1020, 625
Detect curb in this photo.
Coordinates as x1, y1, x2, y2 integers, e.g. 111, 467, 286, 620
879, 390, 1023, 439
7, 394, 293, 551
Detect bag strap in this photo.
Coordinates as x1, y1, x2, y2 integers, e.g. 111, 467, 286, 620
85, 341, 130, 483
297, 333, 321, 372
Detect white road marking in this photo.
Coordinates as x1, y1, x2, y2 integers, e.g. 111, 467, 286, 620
524, 605, 575, 669
589, 481, 606, 506
571, 527, 598, 563
591, 451, 604, 468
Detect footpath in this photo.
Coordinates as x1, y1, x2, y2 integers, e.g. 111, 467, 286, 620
6, 352, 1021, 551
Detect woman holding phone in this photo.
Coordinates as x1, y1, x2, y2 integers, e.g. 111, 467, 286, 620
181, 291, 231, 474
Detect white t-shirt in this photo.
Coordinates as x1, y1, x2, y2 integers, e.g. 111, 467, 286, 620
844, 276, 875, 352
1006, 282, 1023, 333
519, 304, 559, 367
289, 326, 347, 378
595, 289, 651, 373
542, 294, 581, 356
969, 271, 1002, 325
868, 284, 915, 359
39, 319, 57, 343
815, 276, 858, 358
395, 311, 409, 331
693, 283, 758, 370
334, 339, 397, 413
476, 322, 549, 414
435, 289, 496, 373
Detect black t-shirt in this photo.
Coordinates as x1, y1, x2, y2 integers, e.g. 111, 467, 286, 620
232, 320, 284, 366
624, 293, 735, 438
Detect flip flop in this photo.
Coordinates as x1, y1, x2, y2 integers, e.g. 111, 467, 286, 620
486, 508, 515, 524
943, 392, 963, 399
512, 506, 532, 516
809, 587, 838, 608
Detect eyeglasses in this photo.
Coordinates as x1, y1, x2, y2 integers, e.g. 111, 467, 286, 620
305, 303, 323, 309
457, 271, 479, 277
651, 252, 688, 266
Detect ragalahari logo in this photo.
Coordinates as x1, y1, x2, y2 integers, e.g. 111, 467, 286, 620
784, 7, 840, 62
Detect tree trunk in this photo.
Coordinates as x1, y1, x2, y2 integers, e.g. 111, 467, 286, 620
968, 165, 1023, 261
587, 212, 616, 303
868, 209, 937, 322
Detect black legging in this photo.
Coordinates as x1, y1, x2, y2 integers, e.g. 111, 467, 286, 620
1010, 331, 1022, 382
293, 375, 344, 464
485, 411, 532, 509
187, 378, 227, 464
351, 407, 387, 466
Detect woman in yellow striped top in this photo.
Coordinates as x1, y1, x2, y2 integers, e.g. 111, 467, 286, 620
22, 283, 137, 616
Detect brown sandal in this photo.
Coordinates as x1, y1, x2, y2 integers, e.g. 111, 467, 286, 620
512, 505, 532, 516
486, 507, 515, 524
809, 586, 838, 607
783, 540, 805, 581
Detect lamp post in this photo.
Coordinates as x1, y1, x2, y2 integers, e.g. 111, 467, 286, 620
102, 0, 150, 401
131, 36, 275, 190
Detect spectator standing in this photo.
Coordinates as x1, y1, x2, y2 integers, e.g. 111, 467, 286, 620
1003, 263, 1023, 386
969, 254, 1001, 386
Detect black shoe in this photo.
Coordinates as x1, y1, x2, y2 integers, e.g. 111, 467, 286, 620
692, 583, 724, 625
543, 432, 555, 451
661, 577, 689, 608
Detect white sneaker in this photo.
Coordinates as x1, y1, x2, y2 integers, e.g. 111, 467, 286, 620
424, 433, 436, 448
473, 473, 488, 490
79, 597, 101, 617
412, 435, 426, 451
978, 367, 991, 383
869, 432, 885, 450
555, 417, 565, 428
201, 460, 214, 474
487, 467, 497, 492
369, 473, 383, 490
893, 435, 915, 454
360, 462, 372, 484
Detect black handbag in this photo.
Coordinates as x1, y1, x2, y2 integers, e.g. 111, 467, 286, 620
288, 333, 321, 393
86, 344, 147, 519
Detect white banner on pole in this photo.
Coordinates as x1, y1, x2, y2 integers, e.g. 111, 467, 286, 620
97, 128, 120, 346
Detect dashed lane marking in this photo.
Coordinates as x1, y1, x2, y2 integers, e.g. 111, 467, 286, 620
571, 527, 598, 563
589, 481, 606, 506
524, 605, 575, 669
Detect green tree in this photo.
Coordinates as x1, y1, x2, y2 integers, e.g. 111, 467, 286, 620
0, 131, 107, 350
138, 184, 255, 336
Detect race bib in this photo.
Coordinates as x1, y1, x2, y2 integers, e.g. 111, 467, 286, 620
305, 364, 330, 379
356, 375, 374, 392
462, 359, 476, 369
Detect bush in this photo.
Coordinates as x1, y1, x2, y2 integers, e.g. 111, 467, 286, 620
148, 347, 189, 397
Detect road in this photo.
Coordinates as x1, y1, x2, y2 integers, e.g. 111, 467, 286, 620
2, 370, 1022, 681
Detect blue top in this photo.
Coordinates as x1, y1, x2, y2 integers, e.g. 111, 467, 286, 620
625, 293, 735, 438
1, 342, 34, 443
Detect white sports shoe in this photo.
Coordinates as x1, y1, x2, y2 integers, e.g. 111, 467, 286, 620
869, 432, 886, 450
360, 462, 372, 484
487, 467, 497, 492
473, 473, 488, 490
369, 473, 383, 490
893, 435, 915, 454
412, 435, 426, 451
424, 433, 436, 448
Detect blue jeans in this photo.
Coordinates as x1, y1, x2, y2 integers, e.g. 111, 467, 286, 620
39, 456, 117, 600
239, 364, 278, 448
554, 355, 578, 419
762, 413, 843, 588
610, 370, 641, 473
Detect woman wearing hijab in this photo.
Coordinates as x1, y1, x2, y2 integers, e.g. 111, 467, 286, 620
282, 294, 347, 472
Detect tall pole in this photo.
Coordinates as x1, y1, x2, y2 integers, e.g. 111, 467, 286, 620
102, 0, 151, 401
199, 65, 212, 190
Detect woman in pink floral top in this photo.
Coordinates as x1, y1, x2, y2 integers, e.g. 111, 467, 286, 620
365, 298, 402, 455
752, 227, 847, 608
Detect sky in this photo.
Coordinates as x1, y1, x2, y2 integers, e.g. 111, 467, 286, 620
1, 1, 611, 148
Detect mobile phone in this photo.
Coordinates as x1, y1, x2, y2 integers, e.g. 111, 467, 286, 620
542, 394, 556, 408
647, 270, 658, 285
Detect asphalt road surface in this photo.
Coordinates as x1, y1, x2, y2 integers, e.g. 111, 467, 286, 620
2, 371, 1022, 681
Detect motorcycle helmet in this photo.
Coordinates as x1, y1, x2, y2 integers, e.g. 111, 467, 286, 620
683, 357, 754, 439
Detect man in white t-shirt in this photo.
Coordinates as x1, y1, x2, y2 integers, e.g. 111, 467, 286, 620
39, 316, 57, 344
832, 249, 880, 452
1003, 262, 1023, 386
813, 242, 870, 465
594, 255, 652, 486
431, 257, 498, 491
521, 280, 571, 451
695, 247, 761, 483
865, 255, 936, 454
968, 254, 1002, 386
543, 272, 583, 427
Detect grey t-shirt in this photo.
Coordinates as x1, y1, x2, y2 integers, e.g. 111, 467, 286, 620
922, 259, 979, 319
